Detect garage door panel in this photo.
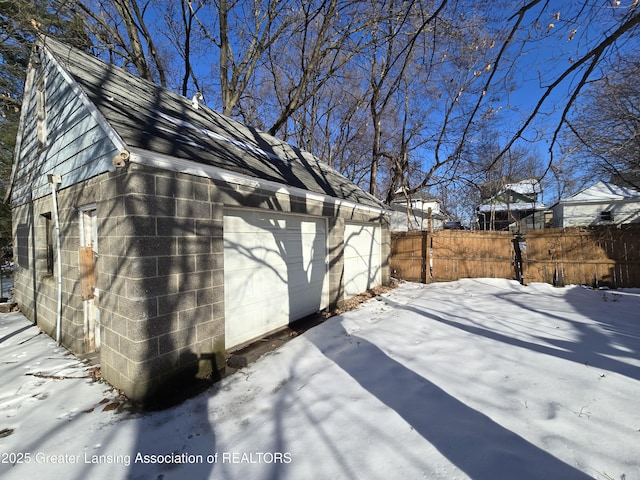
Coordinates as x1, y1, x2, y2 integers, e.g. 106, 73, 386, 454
224, 267, 286, 308
344, 257, 381, 293
344, 231, 381, 257
224, 210, 328, 349
227, 233, 324, 264
344, 223, 382, 297
225, 257, 326, 303
225, 302, 289, 347
225, 211, 308, 233
226, 247, 325, 273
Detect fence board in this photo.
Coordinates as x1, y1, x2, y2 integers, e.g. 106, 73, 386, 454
391, 230, 516, 283
390, 232, 425, 282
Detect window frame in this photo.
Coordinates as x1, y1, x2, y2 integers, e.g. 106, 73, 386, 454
600, 210, 613, 222
42, 212, 54, 275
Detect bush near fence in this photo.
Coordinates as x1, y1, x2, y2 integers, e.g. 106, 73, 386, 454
390, 225, 640, 288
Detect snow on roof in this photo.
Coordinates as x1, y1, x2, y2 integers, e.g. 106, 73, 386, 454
504, 178, 541, 195
562, 181, 640, 203
477, 201, 546, 213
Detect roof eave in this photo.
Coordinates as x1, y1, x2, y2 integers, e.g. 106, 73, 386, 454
128, 148, 391, 216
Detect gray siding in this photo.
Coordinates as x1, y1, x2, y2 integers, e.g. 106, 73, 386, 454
9, 48, 118, 208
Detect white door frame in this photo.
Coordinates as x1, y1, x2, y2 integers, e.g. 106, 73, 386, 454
79, 204, 100, 352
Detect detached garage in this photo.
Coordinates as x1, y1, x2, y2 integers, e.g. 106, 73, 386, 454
8, 36, 390, 403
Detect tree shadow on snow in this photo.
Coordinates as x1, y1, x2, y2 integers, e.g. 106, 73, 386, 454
312, 322, 591, 480
542, 287, 640, 380
407, 286, 640, 383
125, 389, 216, 480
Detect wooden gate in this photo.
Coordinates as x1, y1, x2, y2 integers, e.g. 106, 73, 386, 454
390, 230, 516, 283
389, 232, 427, 282
430, 230, 516, 282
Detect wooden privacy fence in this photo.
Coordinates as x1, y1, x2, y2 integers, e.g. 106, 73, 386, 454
523, 226, 640, 287
390, 225, 640, 288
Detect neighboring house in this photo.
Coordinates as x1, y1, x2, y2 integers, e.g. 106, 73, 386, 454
517, 209, 553, 231
389, 195, 445, 231
7, 36, 390, 403
477, 178, 546, 231
551, 181, 640, 227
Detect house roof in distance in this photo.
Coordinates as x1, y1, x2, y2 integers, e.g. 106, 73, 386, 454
561, 181, 640, 203
477, 178, 545, 212
39, 36, 384, 209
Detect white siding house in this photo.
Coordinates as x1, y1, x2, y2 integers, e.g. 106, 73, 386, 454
552, 181, 640, 228
389, 197, 445, 231
477, 179, 546, 231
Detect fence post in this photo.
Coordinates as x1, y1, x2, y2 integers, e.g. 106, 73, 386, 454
422, 231, 430, 283
512, 234, 524, 284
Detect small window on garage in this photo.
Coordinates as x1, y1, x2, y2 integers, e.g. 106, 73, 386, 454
600, 210, 613, 222
15, 223, 31, 269
42, 212, 54, 275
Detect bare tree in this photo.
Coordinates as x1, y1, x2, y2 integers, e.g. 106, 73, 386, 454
364, 0, 448, 198
380, 1, 640, 205
371, 0, 500, 201
564, 55, 640, 189
186, 0, 293, 117
491, 2, 640, 173
260, 0, 374, 137
8, 0, 640, 208
160, 0, 201, 97
65, 0, 167, 85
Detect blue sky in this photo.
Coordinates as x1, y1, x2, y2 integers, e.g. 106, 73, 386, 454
81, 0, 637, 205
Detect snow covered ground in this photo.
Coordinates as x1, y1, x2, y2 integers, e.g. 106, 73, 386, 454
1, 278, 639, 480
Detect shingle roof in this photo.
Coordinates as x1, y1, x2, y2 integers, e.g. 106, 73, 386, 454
41, 37, 384, 209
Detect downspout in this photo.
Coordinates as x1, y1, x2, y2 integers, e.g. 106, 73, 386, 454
48, 174, 63, 345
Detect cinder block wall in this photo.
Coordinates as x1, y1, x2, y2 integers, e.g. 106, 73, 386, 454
12, 187, 86, 353
327, 217, 346, 310
13, 161, 390, 404
98, 165, 226, 401
13, 165, 227, 403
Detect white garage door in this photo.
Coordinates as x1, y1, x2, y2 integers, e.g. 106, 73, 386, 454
344, 223, 382, 297
224, 209, 329, 349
